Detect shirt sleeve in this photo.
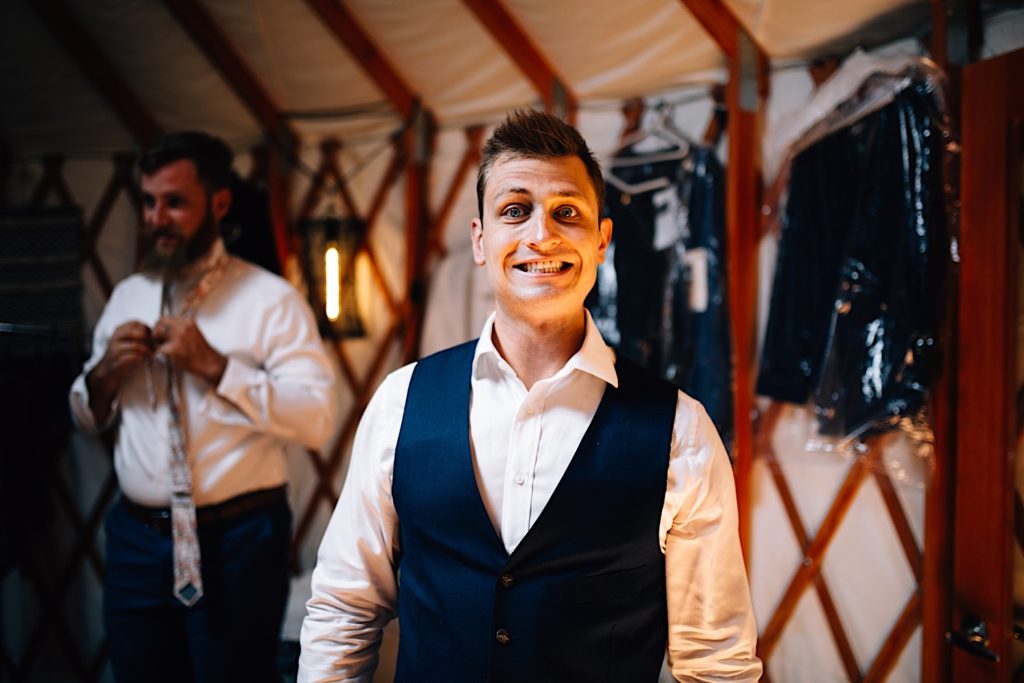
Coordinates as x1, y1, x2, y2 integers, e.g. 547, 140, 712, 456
663, 393, 763, 682
68, 285, 125, 434
298, 365, 413, 683
203, 289, 338, 451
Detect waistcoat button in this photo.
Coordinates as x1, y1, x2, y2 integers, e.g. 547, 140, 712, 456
500, 573, 514, 588
495, 628, 511, 645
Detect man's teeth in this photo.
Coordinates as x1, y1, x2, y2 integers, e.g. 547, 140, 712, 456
520, 260, 565, 274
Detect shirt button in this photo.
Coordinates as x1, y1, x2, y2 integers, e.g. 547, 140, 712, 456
500, 573, 514, 588
495, 628, 511, 645
514, 474, 525, 486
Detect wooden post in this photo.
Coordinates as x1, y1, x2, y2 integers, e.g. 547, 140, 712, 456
402, 104, 436, 363
724, 30, 764, 557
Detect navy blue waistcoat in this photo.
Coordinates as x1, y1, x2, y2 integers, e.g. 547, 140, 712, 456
392, 341, 677, 683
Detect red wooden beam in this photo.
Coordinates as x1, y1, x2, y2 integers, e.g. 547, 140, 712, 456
302, 0, 417, 119
30, 0, 162, 146
678, 0, 742, 58
678, 0, 769, 91
461, 0, 577, 117
161, 0, 295, 143
402, 106, 436, 362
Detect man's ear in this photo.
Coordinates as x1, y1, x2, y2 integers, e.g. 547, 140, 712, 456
211, 188, 232, 221
471, 217, 486, 266
597, 217, 613, 264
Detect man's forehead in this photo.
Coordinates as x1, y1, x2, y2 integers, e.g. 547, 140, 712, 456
141, 158, 200, 189
486, 154, 596, 200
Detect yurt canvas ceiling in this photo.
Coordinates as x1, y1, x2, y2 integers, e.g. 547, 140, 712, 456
1, 0, 935, 157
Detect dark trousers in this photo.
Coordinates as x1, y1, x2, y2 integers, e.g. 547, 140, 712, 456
103, 494, 292, 683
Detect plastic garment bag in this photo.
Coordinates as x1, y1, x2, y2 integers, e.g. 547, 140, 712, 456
756, 129, 863, 404
813, 82, 947, 437
757, 76, 948, 439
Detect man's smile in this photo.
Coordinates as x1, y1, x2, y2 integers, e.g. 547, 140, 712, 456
513, 259, 572, 274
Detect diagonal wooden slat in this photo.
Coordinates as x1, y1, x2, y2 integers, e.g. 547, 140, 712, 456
872, 466, 925, 583
82, 154, 137, 298
19, 536, 92, 680
28, 156, 74, 208
757, 403, 861, 681
30, 0, 162, 145
425, 126, 484, 264
863, 589, 923, 682
758, 445, 875, 658
460, 0, 576, 117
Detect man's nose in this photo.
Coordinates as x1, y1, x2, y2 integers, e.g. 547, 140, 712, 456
146, 202, 167, 226
525, 212, 561, 250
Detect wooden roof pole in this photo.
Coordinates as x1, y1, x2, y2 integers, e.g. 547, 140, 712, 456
679, 0, 768, 560
161, 0, 298, 273
31, 0, 163, 146
302, 0, 418, 120
460, 0, 577, 121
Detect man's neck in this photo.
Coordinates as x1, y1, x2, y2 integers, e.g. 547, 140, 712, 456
490, 309, 587, 390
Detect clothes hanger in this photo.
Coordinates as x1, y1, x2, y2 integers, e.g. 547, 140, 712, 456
608, 101, 694, 168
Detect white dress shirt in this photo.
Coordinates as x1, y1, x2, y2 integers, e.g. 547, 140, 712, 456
69, 240, 338, 507
300, 311, 761, 682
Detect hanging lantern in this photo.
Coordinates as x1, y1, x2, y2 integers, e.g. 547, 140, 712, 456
301, 215, 366, 338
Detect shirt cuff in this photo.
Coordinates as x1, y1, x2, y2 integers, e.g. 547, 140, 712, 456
205, 354, 262, 427
69, 368, 119, 434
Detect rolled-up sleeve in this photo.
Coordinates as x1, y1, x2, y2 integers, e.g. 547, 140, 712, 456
663, 394, 763, 682
205, 290, 338, 451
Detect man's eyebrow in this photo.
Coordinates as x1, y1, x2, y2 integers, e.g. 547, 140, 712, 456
494, 186, 588, 200
495, 185, 530, 198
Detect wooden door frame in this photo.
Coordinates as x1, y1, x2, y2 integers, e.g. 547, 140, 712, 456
953, 45, 1024, 680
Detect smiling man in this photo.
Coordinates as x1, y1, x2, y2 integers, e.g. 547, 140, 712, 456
69, 131, 337, 682
299, 111, 761, 682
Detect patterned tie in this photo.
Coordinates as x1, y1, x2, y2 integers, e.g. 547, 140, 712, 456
162, 252, 230, 607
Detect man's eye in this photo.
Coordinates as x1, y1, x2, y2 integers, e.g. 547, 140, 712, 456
555, 206, 579, 219
502, 205, 526, 219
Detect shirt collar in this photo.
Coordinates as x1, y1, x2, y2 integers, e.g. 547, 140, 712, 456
472, 309, 619, 388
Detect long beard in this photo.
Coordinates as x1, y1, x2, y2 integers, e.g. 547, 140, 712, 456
139, 210, 220, 279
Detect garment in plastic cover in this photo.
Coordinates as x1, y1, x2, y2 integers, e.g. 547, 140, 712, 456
758, 59, 950, 442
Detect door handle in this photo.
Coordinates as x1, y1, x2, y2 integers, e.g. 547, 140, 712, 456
946, 617, 1001, 663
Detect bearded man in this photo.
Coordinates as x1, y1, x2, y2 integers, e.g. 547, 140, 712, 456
69, 131, 337, 682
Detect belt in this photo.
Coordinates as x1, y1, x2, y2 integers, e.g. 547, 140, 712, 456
121, 486, 287, 535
